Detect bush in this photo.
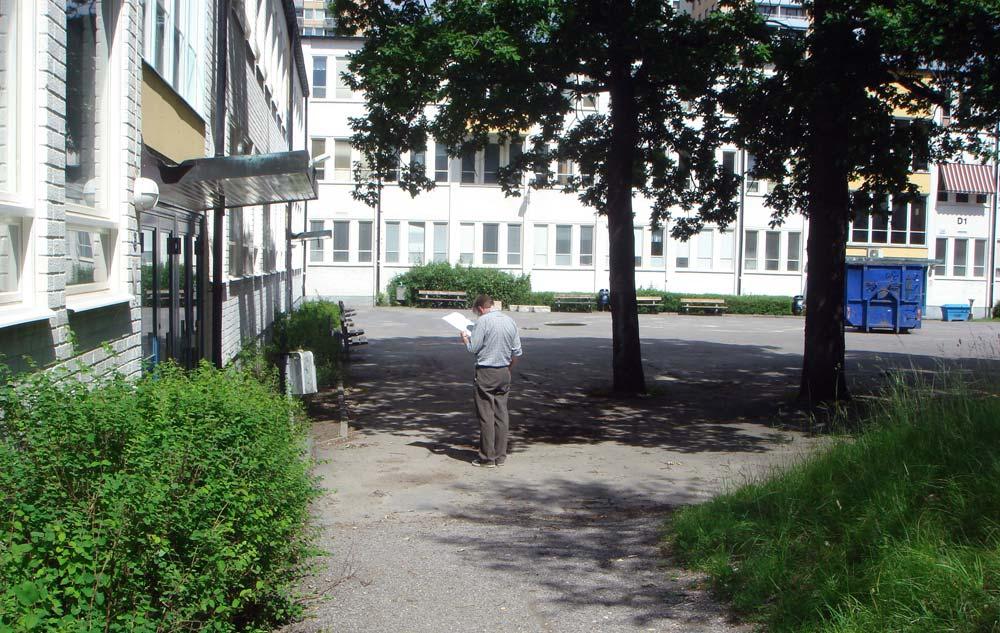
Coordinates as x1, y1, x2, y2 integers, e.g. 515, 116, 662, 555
388, 263, 532, 306
661, 292, 794, 316
993, 301, 1000, 319
668, 377, 1000, 632
268, 299, 341, 387
0, 363, 317, 632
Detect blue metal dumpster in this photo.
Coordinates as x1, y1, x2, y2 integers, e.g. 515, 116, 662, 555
845, 259, 929, 333
940, 304, 972, 321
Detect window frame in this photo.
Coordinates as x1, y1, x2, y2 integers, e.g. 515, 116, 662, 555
482, 223, 499, 265
459, 222, 475, 265
506, 224, 521, 266
332, 220, 350, 263
407, 221, 425, 265
309, 219, 325, 264
358, 221, 373, 263
311, 55, 327, 99
432, 222, 448, 263
579, 225, 594, 267
385, 221, 400, 264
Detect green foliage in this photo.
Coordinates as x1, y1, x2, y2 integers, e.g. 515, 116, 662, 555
268, 300, 342, 387
660, 292, 794, 316
992, 301, 1000, 320
668, 377, 1000, 632
387, 262, 531, 307
0, 362, 317, 632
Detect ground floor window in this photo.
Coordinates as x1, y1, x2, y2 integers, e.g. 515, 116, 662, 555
483, 223, 499, 264
534, 225, 548, 266
934, 236, 987, 278
459, 223, 474, 265
408, 222, 425, 264
66, 225, 113, 292
0, 215, 22, 301
333, 221, 350, 263
385, 222, 400, 263
433, 223, 447, 262
309, 220, 325, 263
358, 221, 372, 263
507, 224, 521, 266
744, 229, 800, 273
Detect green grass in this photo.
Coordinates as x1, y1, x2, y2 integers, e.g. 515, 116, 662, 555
667, 377, 1000, 633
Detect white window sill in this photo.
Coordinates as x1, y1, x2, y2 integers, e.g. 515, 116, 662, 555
66, 292, 132, 313
0, 305, 54, 329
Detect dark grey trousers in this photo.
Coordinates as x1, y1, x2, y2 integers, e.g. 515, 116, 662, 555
474, 366, 511, 463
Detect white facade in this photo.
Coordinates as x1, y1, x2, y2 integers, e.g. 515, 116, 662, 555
301, 36, 999, 317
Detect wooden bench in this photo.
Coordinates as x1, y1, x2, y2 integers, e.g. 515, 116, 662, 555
553, 295, 594, 312
415, 289, 468, 308
680, 297, 727, 315
336, 301, 367, 357
636, 296, 662, 314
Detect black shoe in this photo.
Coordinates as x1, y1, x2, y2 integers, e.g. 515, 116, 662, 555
472, 459, 496, 468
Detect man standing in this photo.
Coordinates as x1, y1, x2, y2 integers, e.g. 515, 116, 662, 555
460, 295, 523, 468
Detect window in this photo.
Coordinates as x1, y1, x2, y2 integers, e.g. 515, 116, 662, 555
852, 196, 925, 245
385, 222, 400, 263
956, 193, 969, 203
697, 229, 713, 269
143, 0, 203, 109
333, 139, 352, 182
312, 138, 326, 180
851, 211, 869, 243
507, 224, 521, 266
744, 230, 758, 270
675, 239, 689, 269
408, 222, 425, 264
890, 199, 908, 245
66, 227, 113, 291
633, 228, 643, 267
745, 154, 762, 193
358, 221, 372, 262
483, 223, 499, 264
555, 225, 572, 266
557, 160, 574, 186
953, 238, 968, 277
0, 219, 21, 300
580, 226, 594, 267
461, 147, 477, 184
228, 209, 251, 277
309, 220, 325, 263
434, 143, 449, 183
534, 225, 548, 266
870, 206, 889, 243
459, 223, 474, 265
507, 138, 524, 168
335, 57, 352, 99
976, 194, 989, 204
433, 223, 447, 263
934, 238, 947, 275
332, 221, 349, 262
719, 231, 734, 271
787, 231, 802, 272
67, 0, 110, 210
765, 231, 780, 271
973, 239, 986, 277
484, 142, 500, 184
650, 228, 664, 268
410, 150, 426, 179
0, 0, 17, 195
722, 151, 737, 178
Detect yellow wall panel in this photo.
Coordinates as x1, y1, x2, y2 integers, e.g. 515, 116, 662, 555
141, 66, 206, 163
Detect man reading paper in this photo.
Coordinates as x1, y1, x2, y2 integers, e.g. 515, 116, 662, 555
459, 295, 522, 468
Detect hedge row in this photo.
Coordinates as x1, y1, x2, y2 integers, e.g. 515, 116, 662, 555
387, 263, 532, 306
0, 363, 317, 632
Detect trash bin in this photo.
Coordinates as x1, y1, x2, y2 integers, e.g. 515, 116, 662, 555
845, 259, 928, 333
395, 285, 407, 304
791, 295, 805, 316
940, 304, 971, 321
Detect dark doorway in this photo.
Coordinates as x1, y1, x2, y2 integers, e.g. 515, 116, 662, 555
140, 207, 206, 371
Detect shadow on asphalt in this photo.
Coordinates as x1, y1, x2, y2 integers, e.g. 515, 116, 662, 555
324, 334, 1000, 463
431, 477, 733, 629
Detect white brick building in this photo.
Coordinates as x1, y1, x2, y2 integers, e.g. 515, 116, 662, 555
0, 0, 314, 377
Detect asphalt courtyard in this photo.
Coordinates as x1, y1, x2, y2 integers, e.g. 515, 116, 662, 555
281, 308, 1000, 633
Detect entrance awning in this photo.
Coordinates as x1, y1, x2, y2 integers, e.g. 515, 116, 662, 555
142, 149, 318, 211
938, 163, 996, 195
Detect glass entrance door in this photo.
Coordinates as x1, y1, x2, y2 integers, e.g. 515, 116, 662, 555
140, 211, 204, 371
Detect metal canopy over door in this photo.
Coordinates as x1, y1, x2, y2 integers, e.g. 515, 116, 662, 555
140, 208, 206, 370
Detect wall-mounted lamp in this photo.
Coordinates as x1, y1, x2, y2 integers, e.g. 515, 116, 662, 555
132, 177, 160, 212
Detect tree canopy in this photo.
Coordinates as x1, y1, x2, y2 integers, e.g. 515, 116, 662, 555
335, 0, 755, 393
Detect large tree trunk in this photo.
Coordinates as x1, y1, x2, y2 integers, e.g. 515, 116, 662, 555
799, 0, 851, 405
605, 6, 646, 395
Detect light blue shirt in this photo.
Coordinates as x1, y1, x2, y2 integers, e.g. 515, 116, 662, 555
465, 310, 523, 367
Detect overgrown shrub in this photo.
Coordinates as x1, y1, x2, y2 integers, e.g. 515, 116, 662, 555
993, 300, 1000, 319
0, 363, 317, 632
388, 263, 532, 306
268, 299, 341, 386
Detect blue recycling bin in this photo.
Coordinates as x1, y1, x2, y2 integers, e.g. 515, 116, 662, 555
940, 304, 971, 321
845, 259, 928, 333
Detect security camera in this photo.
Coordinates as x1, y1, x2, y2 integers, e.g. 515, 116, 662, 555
132, 177, 160, 212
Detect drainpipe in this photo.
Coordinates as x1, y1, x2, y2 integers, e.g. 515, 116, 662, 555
285, 32, 295, 313
211, 0, 230, 368
735, 149, 747, 296
374, 180, 383, 302
987, 125, 1000, 317
302, 97, 309, 302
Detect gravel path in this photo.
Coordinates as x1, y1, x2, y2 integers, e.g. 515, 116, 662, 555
280, 308, 999, 632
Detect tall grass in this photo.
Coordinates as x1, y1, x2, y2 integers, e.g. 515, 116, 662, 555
667, 375, 1000, 633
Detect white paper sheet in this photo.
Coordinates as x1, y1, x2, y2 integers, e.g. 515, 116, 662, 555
442, 311, 474, 333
